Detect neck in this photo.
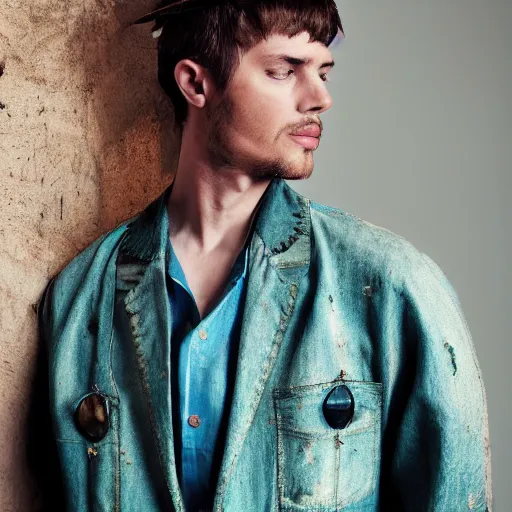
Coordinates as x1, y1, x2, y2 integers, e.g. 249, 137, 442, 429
167, 134, 271, 255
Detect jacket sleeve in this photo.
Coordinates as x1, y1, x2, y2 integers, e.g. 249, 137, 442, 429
27, 277, 66, 511
383, 252, 492, 511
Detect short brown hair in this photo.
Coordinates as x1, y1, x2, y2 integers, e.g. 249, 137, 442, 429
153, 0, 344, 129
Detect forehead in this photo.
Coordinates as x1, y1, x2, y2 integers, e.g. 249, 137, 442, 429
242, 31, 334, 65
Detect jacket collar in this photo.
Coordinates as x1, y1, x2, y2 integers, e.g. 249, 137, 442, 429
117, 177, 311, 509
119, 177, 311, 272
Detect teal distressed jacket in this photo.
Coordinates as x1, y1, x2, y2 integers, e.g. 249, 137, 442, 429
36, 178, 492, 511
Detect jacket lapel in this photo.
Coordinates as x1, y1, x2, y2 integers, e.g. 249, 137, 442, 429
213, 179, 312, 507
117, 186, 185, 510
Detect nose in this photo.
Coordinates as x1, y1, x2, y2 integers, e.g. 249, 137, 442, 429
299, 77, 333, 115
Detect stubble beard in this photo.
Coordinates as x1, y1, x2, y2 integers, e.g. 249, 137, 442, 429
206, 93, 314, 181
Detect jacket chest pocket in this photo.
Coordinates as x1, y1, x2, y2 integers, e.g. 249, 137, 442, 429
272, 380, 382, 511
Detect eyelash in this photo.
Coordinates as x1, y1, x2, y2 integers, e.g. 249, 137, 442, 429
268, 70, 330, 83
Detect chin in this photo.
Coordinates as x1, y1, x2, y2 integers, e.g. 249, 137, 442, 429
283, 171, 313, 180
281, 155, 315, 180
247, 158, 313, 181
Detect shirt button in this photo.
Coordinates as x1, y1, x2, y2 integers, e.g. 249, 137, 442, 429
188, 415, 201, 428
198, 329, 208, 340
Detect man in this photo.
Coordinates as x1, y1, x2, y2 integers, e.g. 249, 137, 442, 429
36, 0, 492, 510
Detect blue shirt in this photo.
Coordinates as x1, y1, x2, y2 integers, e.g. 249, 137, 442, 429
167, 238, 249, 510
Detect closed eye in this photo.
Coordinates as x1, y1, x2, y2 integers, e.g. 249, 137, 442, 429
267, 70, 294, 80
267, 70, 331, 82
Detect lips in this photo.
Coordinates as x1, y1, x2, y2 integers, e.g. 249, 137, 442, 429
289, 124, 321, 150
291, 124, 321, 138
289, 135, 320, 150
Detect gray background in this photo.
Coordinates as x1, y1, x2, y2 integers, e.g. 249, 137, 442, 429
292, 0, 511, 508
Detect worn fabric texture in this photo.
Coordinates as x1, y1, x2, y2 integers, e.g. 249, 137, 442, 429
37, 178, 492, 511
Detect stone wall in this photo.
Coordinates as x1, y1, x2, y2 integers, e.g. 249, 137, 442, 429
0, 1, 178, 507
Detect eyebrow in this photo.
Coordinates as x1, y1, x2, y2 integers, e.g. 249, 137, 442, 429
265, 54, 335, 70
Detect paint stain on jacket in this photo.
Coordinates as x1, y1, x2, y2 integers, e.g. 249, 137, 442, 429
444, 342, 457, 375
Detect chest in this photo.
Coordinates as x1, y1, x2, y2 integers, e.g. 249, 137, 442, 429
175, 248, 240, 319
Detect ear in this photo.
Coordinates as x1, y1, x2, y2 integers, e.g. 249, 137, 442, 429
174, 58, 213, 109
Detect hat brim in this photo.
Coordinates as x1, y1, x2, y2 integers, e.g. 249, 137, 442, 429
132, 1, 208, 25
132, 0, 254, 25
134, 0, 242, 25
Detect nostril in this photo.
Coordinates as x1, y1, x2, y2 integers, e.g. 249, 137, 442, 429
0, 61, 4, 78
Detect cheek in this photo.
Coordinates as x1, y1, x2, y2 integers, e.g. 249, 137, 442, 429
226, 75, 293, 149
235, 95, 287, 144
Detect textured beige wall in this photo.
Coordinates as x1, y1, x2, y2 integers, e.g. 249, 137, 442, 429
0, 1, 178, 508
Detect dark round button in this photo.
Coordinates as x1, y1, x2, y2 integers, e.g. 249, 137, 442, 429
322, 384, 354, 429
74, 392, 110, 442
